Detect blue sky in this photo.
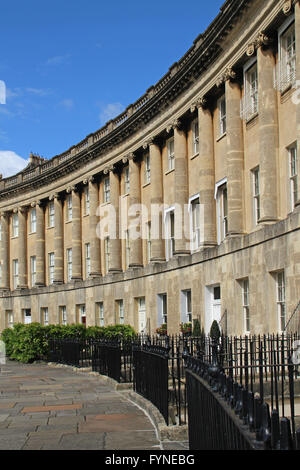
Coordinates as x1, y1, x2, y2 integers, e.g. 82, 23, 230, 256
0, 0, 224, 177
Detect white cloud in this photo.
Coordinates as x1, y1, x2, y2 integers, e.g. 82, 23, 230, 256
44, 55, 71, 66
0, 151, 28, 178
99, 102, 124, 125
59, 99, 74, 109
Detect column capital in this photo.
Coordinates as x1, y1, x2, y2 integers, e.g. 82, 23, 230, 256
122, 152, 135, 164
103, 164, 115, 175
49, 192, 60, 201
0, 210, 10, 219
190, 97, 207, 113
247, 32, 272, 56
30, 200, 41, 208
166, 118, 182, 134
83, 175, 94, 185
143, 137, 155, 149
66, 185, 77, 194
283, 0, 298, 15
216, 67, 236, 87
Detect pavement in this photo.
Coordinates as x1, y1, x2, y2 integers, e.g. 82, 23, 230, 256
0, 360, 189, 451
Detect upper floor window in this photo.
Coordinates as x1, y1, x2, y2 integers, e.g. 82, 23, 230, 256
289, 144, 298, 211
242, 279, 250, 334
105, 237, 110, 274
167, 137, 175, 171
124, 166, 130, 194
242, 60, 258, 121
67, 248, 72, 282
145, 154, 151, 184
84, 187, 90, 215
30, 208, 37, 233
30, 256, 36, 287
103, 177, 110, 203
67, 194, 72, 221
218, 96, 226, 136
12, 213, 19, 237
48, 201, 55, 228
277, 271, 286, 333
215, 180, 228, 244
146, 221, 151, 263
12, 259, 19, 289
85, 243, 91, 278
49, 252, 55, 284
192, 119, 199, 156
190, 196, 201, 251
252, 167, 260, 226
165, 209, 175, 261
277, 18, 296, 92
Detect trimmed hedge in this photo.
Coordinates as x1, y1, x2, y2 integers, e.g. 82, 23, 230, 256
1, 323, 137, 363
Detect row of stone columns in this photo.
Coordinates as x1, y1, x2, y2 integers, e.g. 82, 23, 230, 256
0, 5, 298, 289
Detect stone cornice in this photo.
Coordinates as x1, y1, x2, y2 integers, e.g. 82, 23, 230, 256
0, 0, 255, 201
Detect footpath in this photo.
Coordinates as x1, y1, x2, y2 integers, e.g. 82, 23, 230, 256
0, 360, 189, 451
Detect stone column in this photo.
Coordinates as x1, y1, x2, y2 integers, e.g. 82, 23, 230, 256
0, 212, 9, 290
128, 154, 143, 267
257, 37, 279, 223
69, 186, 82, 280
225, 77, 245, 236
108, 168, 122, 272
295, 0, 300, 207
168, 120, 190, 255
17, 207, 27, 288
147, 139, 165, 262
52, 194, 64, 284
88, 177, 101, 277
35, 201, 45, 286
192, 98, 217, 246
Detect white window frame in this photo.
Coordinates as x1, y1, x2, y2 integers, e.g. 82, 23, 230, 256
145, 154, 151, 184
252, 167, 260, 226
124, 166, 130, 194
48, 201, 55, 228
6, 310, 14, 328
276, 15, 296, 93
116, 299, 124, 325
97, 302, 104, 327
67, 248, 72, 281
181, 290, 192, 324
49, 252, 54, 285
30, 255, 36, 287
241, 57, 258, 121
192, 118, 199, 156
167, 137, 175, 171
242, 279, 250, 334
12, 259, 19, 289
125, 230, 130, 269
215, 178, 228, 244
105, 237, 110, 274
67, 194, 72, 221
164, 206, 175, 261
146, 221, 151, 263
12, 213, 19, 237
85, 243, 91, 278
288, 144, 298, 211
218, 96, 226, 137
41, 307, 49, 326
30, 208, 37, 233
157, 293, 167, 326
78, 304, 86, 324
188, 194, 201, 252
60, 306, 67, 325
103, 177, 110, 203
84, 186, 90, 215
277, 271, 286, 333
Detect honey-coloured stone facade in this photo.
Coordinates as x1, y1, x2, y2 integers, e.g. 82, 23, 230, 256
0, 0, 299, 335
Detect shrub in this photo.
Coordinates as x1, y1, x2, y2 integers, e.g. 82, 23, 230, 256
210, 320, 221, 342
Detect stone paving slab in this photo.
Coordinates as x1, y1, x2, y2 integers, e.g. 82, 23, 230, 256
0, 360, 188, 450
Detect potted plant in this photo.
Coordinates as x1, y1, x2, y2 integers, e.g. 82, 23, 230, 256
156, 324, 167, 337
180, 322, 192, 337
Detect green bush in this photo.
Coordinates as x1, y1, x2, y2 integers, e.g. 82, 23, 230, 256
1, 322, 137, 363
210, 320, 221, 342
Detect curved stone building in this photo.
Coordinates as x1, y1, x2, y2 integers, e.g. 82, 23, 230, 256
0, 0, 299, 335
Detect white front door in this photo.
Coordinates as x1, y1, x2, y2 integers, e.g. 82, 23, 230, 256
205, 285, 221, 334
138, 298, 146, 334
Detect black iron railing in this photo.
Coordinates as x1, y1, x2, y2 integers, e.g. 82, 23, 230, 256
184, 334, 300, 450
